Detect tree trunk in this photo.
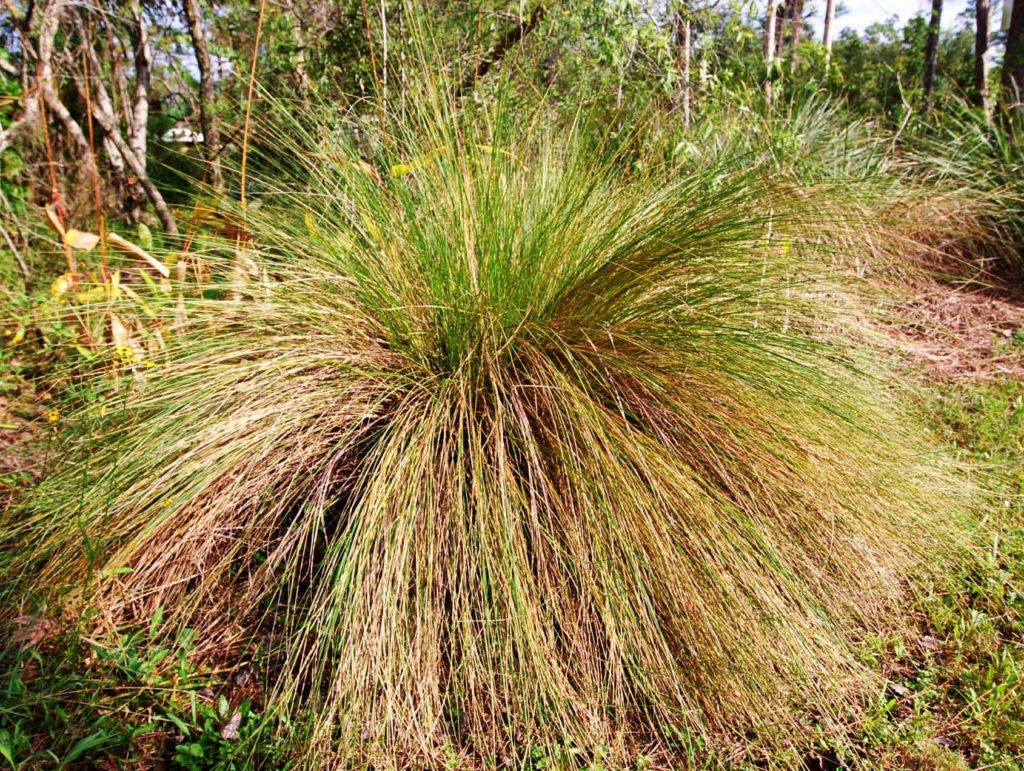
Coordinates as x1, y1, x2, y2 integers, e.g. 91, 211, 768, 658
183, 0, 225, 191
823, 0, 836, 55
788, 0, 804, 47
973, 0, 990, 110
37, 0, 98, 180
77, 4, 151, 221
923, 0, 942, 108
128, 0, 149, 167
278, 0, 314, 110
1004, 0, 1024, 113
774, 0, 787, 55
74, 9, 178, 236
764, 0, 777, 97
673, 2, 692, 127
99, 10, 130, 128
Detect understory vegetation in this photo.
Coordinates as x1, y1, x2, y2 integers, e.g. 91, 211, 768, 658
0, 0, 1023, 768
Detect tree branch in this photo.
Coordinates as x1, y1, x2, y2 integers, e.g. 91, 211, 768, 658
73, 7, 177, 236
37, 0, 98, 180
456, 4, 544, 98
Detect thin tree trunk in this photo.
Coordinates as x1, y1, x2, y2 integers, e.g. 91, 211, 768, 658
36, 0, 97, 277
100, 10, 130, 127
278, 0, 314, 110
74, 10, 177, 236
1004, 0, 1024, 113
128, 0, 149, 166
788, 0, 804, 47
183, 0, 224, 191
127, 0, 151, 219
764, 0, 777, 97
823, 0, 836, 55
78, 4, 149, 220
819, 0, 835, 49
673, 2, 692, 127
973, 0, 989, 110
923, 0, 942, 109
774, 0, 787, 55
37, 0, 98, 180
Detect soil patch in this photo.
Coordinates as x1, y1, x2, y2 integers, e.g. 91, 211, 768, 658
887, 273, 1024, 381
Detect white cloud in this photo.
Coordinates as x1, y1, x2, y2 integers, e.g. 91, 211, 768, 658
805, 0, 974, 36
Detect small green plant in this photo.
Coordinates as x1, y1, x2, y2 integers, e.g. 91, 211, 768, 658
172, 697, 255, 771
846, 380, 1024, 767
0, 604, 289, 769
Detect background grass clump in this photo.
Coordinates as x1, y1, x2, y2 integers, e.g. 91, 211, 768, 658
0, 97, 974, 766
905, 104, 1024, 277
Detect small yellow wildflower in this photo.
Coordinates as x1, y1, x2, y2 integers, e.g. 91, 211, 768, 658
142, 360, 158, 368
115, 345, 137, 365
46, 409, 59, 424
162, 498, 173, 508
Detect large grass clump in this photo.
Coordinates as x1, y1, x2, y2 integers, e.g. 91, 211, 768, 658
2, 99, 968, 765
906, 102, 1024, 275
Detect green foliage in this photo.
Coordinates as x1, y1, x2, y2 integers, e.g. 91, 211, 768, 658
0, 607, 289, 769
829, 15, 975, 120
852, 381, 1024, 767
172, 698, 264, 771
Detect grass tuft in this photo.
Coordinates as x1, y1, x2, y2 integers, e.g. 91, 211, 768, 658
906, 103, 1024, 276
0, 96, 972, 765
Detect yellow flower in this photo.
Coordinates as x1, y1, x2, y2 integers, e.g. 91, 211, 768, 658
142, 360, 158, 368
116, 345, 138, 365
46, 409, 59, 424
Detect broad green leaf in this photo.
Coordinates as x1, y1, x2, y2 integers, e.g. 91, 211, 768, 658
63, 730, 115, 763
137, 222, 153, 251
0, 728, 14, 769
